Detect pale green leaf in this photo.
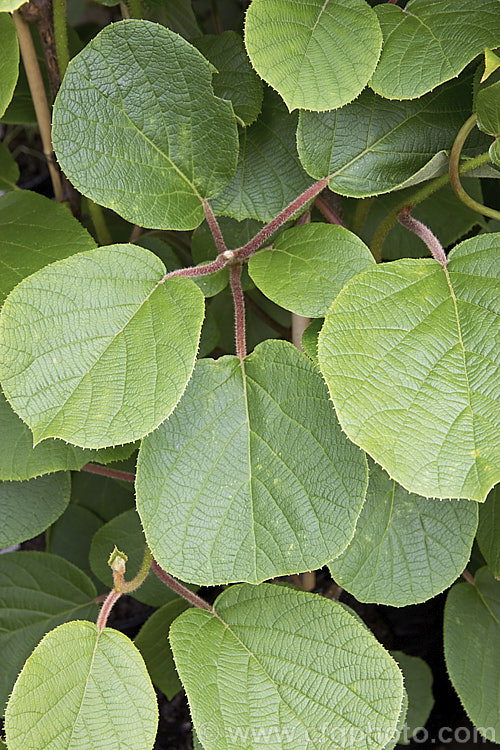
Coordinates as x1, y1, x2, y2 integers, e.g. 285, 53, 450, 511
0, 141, 19, 191
0, 13, 18, 119
301, 318, 323, 366
0, 244, 205, 448
5, 621, 158, 750
1, 472, 71, 547
481, 48, 500, 83
170, 583, 404, 750
0, 551, 97, 715
137, 339, 368, 585
477, 80, 500, 137
135, 598, 190, 700
0, 190, 96, 305
0, 390, 136, 481
90, 509, 177, 607
248, 224, 374, 317
297, 76, 477, 198
318, 234, 500, 502
193, 31, 263, 126
390, 652, 433, 745
384, 690, 408, 750
370, 0, 500, 100
444, 567, 500, 739
477, 484, 500, 577
52, 19, 238, 231
210, 88, 313, 222
193, 731, 203, 749
244, 0, 382, 112
329, 464, 478, 606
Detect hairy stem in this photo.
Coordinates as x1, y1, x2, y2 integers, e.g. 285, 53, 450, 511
13, 11, 63, 201
398, 208, 447, 266
230, 263, 247, 359
203, 200, 227, 254
152, 560, 215, 613
350, 197, 373, 236
81, 463, 136, 483
122, 547, 152, 593
163, 254, 227, 280
370, 150, 493, 261
52, 0, 69, 77
449, 115, 500, 220
96, 589, 121, 632
314, 195, 345, 226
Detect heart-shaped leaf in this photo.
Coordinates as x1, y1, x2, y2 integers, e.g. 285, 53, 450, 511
370, 0, 500, 100
0, 14, 18, 119
137, 339, 368, 585
244, 0, 382, 112
170, 583, 404, 750
329, 463, 478, 606
5, 621, 158, 750
318, 234, 500, 501
297, 76, 478, 197
248, 224, 374, 317
52, 19, 238, 230
0, 244, 205, 448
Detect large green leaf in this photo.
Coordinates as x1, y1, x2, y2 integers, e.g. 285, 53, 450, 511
318, 234, 500, 502
135, 598, 190, 700
244, 0, 382, 112
0, 13, 18, 119
47, 504, 103, 586
370, 0, 500, 100
0, 141, 19, 191
161, 0, 201, 38
193, 31, 263, 126
248, 224, 374, 317
5, 621, 158, 750
1, 472, 71, 547
52, 20, 238, 231
137, 339, 368, 585
390, 652, 433, 745
477, 484, 500, 577
0, 190, 96, 305
170, 583, 404, 750
477, 79, 500, 166
0, 551, 97, 715
329, 464, 478, 606
211, 89, 313, 222
444, 567, 500, 739
297, 76, 477, 197
0, 390, 135, 481
0, 244, 205, 448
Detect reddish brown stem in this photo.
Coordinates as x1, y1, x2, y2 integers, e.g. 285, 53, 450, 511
230, 264, 246, 359
314, 195, 345, 226
96, 589, 121, 632
237, 178, 330, 259
81, 463, 135, 482
163, 254, 227, 280
462, 569, 475, 585
152, 560, 215, 613
398, 208, 448, 267
203, 200, 227, 254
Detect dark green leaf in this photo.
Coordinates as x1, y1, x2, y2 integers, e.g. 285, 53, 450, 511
477, 484, 500, 577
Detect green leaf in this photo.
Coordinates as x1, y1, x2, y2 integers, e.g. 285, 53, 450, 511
0, 390, 135, 481
248, 224, 374, 317
210, 88, 313, 222
297, 76, 477, 198
444, 567, 500, 739
244, 0, 382, 112
0, 141, 19, 191
90, 509, 177, 607
47, 505, 103, 584
0, 190, 96, 305
137, 339, 368, 586
193, 731, 203, 749
477, 484, 500, 577
384, 690, 408, 750
329, 464, 478, 606
318, 234, 500, 502
170, 583, 404, 750
477, 79, 500, 166
0, 14, 19, 119
198, 307, 220, 358
370, 0, 500, 101
481, 48, 500, 83
1, 472, 71, 547
5, 621, 158, 750
0, 244, 205, 448
71, 470, 135, 523
52, 19, 238, 231
193, 31, 263, 126
0, 551, 97, 715
161, 0, 201, 38
135, 598, 190, 700
301, 318, 323, 366
390, 652, 433, 745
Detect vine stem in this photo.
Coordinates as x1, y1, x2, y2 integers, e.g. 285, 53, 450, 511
81, 463, 135, 482
462, 569, 475, 585
52, 0, 69, 77
121, 547, 152, 593
203, 200, 227, 254
96, 589, 121, 632
152, 560, 215, 613
230, 263, 247, 359
13, 11, 63, 201
163, 254, 227, 280
398, 208, 448, 266
314, 195, 345, 226
449, 114, 500, 221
